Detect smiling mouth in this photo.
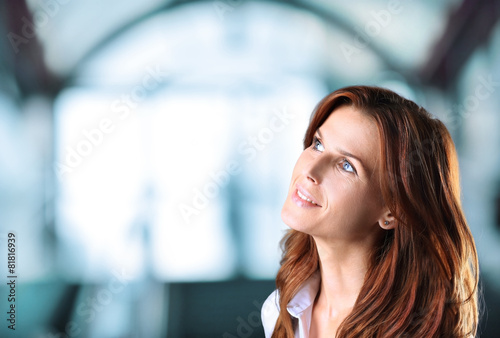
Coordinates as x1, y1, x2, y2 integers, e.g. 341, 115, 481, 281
295, 188, 321, 207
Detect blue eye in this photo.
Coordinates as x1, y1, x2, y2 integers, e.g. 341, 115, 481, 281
341, 159, 355, 173
312, 136, 324, 152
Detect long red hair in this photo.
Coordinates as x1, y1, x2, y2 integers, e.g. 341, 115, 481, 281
272, 86, 479, 337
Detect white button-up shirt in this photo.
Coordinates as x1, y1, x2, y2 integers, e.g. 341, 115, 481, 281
261, 271, 321, 338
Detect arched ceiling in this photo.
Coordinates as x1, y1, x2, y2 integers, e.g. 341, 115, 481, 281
1, 0, 499, 98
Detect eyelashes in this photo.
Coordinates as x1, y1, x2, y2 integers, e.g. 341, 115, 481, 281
340, 160, 355, 174
312, 135, 324, 152
311, 135, 357, 175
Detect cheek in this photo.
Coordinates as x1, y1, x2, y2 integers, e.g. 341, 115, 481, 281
324, 179, 379, 221
324, 177, 356, 209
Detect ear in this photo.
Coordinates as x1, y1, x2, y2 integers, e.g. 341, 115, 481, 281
378, 209, 396, 230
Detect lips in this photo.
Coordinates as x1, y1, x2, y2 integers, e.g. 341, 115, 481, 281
292, 185, 321, 207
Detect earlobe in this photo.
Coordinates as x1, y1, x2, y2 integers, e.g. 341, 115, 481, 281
379, 211, 396, 230
380, 220, 396, 230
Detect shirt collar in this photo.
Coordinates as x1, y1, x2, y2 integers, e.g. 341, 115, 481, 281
286, 270, 321, 318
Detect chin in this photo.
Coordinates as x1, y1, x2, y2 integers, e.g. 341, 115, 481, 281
280, 204, 291, 225
281, 204, 311, 233
281, 204, 296, 229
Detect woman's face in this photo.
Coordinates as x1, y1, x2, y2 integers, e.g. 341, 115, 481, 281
281, 105, 388, 243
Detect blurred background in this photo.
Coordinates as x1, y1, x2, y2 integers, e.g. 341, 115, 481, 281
0, 0, 499, 337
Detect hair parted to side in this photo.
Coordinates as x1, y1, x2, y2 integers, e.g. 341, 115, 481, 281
272, 86, 479, 337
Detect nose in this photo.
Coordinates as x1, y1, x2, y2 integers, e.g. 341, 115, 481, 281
307, 174, 317, 184
304, 155, 327, 184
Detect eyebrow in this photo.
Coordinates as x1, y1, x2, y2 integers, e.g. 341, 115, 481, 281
316, 129, 369, 173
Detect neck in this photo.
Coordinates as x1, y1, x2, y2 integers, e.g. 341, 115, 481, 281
313, 237, 373, 317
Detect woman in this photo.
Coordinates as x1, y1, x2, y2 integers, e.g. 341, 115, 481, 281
261, 86, 479, 337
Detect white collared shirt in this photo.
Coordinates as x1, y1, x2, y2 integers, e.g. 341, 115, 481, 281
261, 271, 321, 338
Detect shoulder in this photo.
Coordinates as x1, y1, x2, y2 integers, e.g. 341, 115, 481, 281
261, 289, 281, 338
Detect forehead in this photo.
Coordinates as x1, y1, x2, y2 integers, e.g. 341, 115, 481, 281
318, 105, 381, 175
